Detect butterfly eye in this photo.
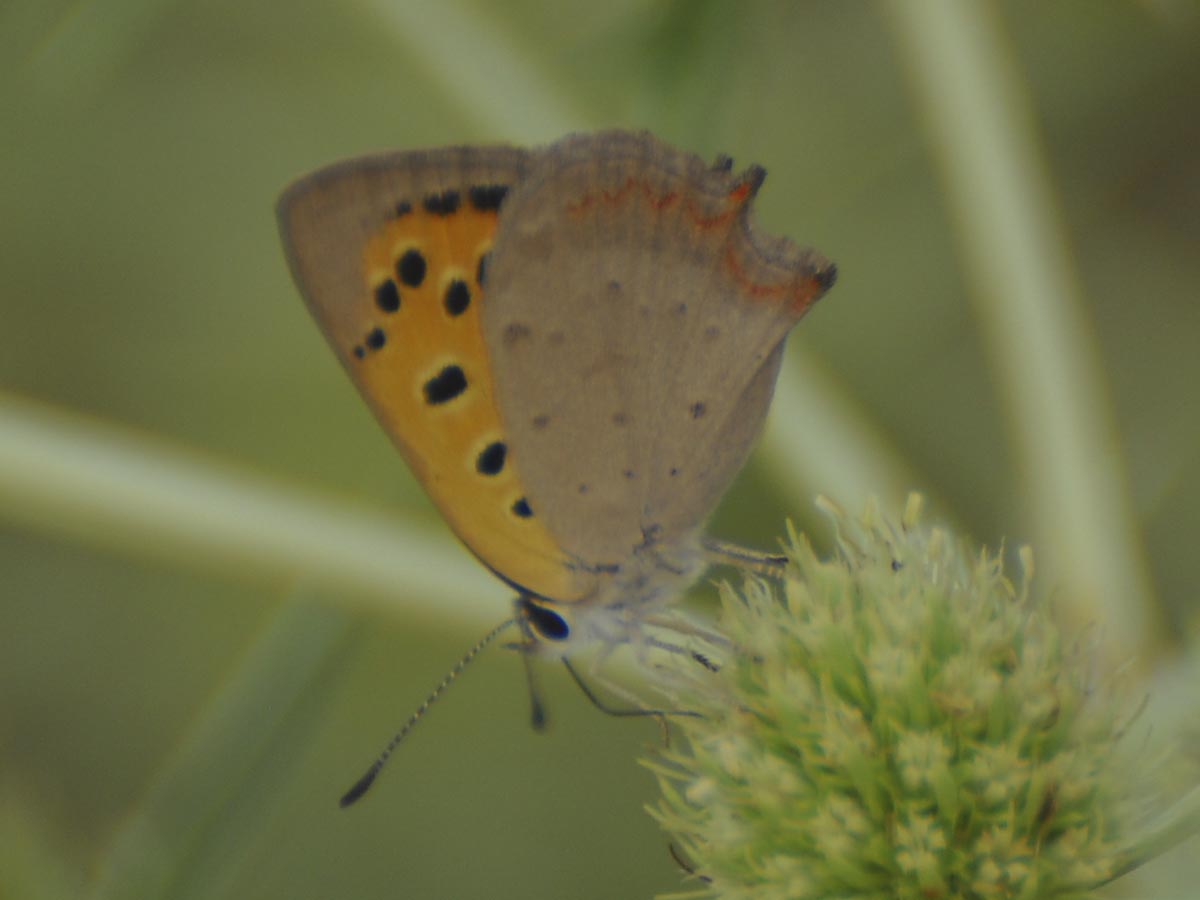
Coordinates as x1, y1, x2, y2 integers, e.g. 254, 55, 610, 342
523, 601, 571, 642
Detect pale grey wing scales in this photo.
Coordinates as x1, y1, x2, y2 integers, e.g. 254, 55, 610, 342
479, 191, 633, 563
482, 130, 834, 569
277, 144, 533, 355
482, 133, 685, 566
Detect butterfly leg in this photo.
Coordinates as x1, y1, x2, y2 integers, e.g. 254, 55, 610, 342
561, 656, 702, 723
701, 536, 788, 576
669, 842, 713, 883
521, 648, 549, 732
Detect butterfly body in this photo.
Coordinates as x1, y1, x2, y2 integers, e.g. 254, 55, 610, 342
279, 130, 835, 651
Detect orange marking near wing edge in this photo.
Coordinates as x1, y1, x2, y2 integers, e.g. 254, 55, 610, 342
567, 177, 635, 214
565, 175, 824, 313
726, 182, 753, 204
722, 244, 826, 315
566, 177, 742, 231
646, 187, 679, 211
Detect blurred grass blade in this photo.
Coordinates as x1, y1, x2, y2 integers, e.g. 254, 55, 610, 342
23, 0, 182, 96
0, 391, 497, 626
882, 0, 1162, 663
764, 350, 943, 525
360, 0, 589, 140
88, 599, 359, 900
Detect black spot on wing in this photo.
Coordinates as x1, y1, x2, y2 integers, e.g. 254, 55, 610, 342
397, 249, 427, 288
423, 190, 461, 215
476, 441, 507, 476
468, 184, 509, 211
424, 365, 467, 405
374, 279, 400, 313
444, 280, 471, 316
503, 322, 531, 345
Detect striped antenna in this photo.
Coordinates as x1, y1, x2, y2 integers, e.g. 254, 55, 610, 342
340, 615, 519, 807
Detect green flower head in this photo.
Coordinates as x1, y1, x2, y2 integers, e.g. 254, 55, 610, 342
645, 496, 1199, 900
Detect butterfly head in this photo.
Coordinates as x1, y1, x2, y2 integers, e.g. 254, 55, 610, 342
516, 596, 575, 648
513, 532, 710, 656
513, 593, 664, 657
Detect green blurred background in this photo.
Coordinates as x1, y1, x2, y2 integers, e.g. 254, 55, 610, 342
2, 1, 1198, 898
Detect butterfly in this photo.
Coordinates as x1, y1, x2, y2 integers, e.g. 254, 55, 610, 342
278, 129, 835, 799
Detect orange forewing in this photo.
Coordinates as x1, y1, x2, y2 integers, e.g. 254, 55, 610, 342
343, 203, 585, 602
